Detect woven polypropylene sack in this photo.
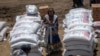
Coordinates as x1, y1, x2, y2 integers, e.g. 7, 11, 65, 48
63, 49, 93, 56
0, 26, 9, 41
10, 34, 39, 45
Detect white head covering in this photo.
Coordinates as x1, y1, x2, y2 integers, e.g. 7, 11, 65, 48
26, 5, 38, 15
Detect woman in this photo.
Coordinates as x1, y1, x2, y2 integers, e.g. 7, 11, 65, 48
43, 8, 62, 54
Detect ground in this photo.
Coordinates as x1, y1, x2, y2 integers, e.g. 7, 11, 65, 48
0, 0, 99, 56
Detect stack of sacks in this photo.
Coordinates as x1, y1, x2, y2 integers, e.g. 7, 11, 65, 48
63, 8, 97, 56
9, 14, 43, 52
0, 21, 9, 41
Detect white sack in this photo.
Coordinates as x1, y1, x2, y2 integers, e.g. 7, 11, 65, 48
65, 14, 92, 24
15, 22, 41, 29
63, 31, 93, 41
64, 25, 93, 33
0, 21, 6, 30
67, 22, 93, 28
10, 22, 41, 37
11, 41, 38, 48
10, 34, 39, 45
63, 49, 93, 56
65, 44, 93, 51
16, 15, 41, 22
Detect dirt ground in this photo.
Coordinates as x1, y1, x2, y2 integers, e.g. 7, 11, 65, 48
0, 0, 99, 56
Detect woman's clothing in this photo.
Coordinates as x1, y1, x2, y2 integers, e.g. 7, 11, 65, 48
44, 14, 61, 52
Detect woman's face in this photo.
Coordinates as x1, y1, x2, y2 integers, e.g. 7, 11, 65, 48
48, 11, 54, 16
48, 8, 54, 16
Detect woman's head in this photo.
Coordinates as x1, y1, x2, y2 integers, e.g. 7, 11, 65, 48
47, 8, 55, 16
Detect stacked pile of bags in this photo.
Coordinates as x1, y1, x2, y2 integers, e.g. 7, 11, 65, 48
63, 8, 97, 56
10, 5, 43, 56
0, 21, 9, 41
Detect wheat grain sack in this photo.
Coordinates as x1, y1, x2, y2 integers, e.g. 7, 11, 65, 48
11, 26, 41, 37
63, 8, 93, 28
63, 31, 95, 42
64, 40, 96, 48
65, 13, 92, 24
63, 49, 93, 56
13, 22, 41, 31
11, 41, 38, 48
11, 22, 41, 37
63, 31, 97, 46
63, 38, 97, 47
10, 34, 39, 45
13, 21, 41, 29
64, 26, 93, 33
11, 27, 35, 36
63, 37, 96, 46
67, 22, 93, 29
15, 18, 42, 26
63, 40, 94, 46
0, 21, 7, 30
64, 44, 94, 52
63, 18, 93, 29
0, 26, 9, 41
69, 8, 92, 15
65, 8, 93, 20
16, 14, 41, 22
